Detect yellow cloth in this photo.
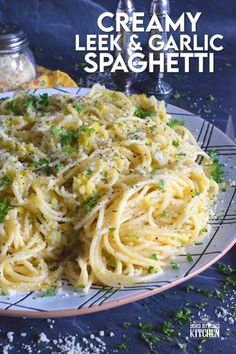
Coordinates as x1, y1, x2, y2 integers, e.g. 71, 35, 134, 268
19, 65, 78, 90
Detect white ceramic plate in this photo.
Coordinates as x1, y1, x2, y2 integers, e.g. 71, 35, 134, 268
0, 87, 235, 318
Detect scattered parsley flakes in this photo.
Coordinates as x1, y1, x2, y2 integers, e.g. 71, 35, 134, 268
113, 152, 119, 157
186, 285, 194, 293
52, 127, 78, 151
140, 332, 159, 349
209, 150, 223, 183
186, 253, 193, 262
167, 119, 184, 128
172, 139, 180, 147
174, 307, 192, 324
205, 94, 215, 101
0, 175, 13, 188
122, 322, 130, 329
109, 227, 116, 233
159, 210, 167, 217
41, 288, 57, 297
151, 167, 158, 176
195, 302, 207, 310
86, 168, 93, 176
134, 108, 156, 119
138, 322, 153, 330
161, 321, 175, 341
7, 100, 20, 115
158, 179, 165, 190
216, 263, 234, 275
116, 341, 129, 351
172, 91, 186, 100
34, 157, 51, 175
170, 261, 179, 270
150, 253, 158, 261
82, 125, 95, 134
55, 163, 63, 173
84, 195, 98, 212
75, 101, 84, 113
149, 124, 157, 132
177, 152, 186, 157
0, 198, 12, 223
37, 93, 49, 107
147, 266, 154, 273
177, 341, 187, 350
194, 188, 201, 196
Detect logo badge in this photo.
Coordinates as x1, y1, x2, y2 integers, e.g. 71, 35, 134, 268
190, 313, 220, 338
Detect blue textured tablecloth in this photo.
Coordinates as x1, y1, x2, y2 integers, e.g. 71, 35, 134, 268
0, 1, 235, 353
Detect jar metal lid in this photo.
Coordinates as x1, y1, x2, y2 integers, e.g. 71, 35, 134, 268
0, 23, 29, 53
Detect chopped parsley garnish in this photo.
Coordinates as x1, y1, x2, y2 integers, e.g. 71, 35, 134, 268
147, 266, 154, 273
172, 91, 186, 100
34, 158, 51, 175
7, 100, 20, 115
170, 261, 179, 270
186, 285, 194, 293
205, 94, 215, 101
186, 253, 193, 262
122, 322, 130, 329
172, 139, 180, 147
158, 179, 165, 190
52, 127, 78, 152
167, 119, 184, 128
161, 321, 175, 340
151, 167, 158, 175
75, 101, 84, 113
82, 125, 95, 134
174, 307, 192, 324
149, 124, 157, 132
0, 198, 12, 223
86, 168, 93, 176
177, 152, 186, 157
55, 163, 63, 173
8, 101, 20, 115
0, 175, 13, 188
113, 152, 119, 157
177, 341, 187, 350
23, 93, 49, 110
116, 341, 129, 351
140, 332, 159, 349
159, 210, 167, 217
37, 93, 49, 106
134, 108, 156, 119
216, 263, 234, 275
138, 322, 153, 330
41, 288, 57, 297
208, 150, 223, 183
194, 188, 201, 196
109, 227, 116, 233
84, 195, 98, 212
195, 302, 207, 309
150, 253, 158, 261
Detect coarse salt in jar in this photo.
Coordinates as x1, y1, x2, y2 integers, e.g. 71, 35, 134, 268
0, 23, 36, 92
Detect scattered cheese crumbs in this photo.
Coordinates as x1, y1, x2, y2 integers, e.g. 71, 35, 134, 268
38, 332, 50, 344
6, 332, 14, 343
99, 331, 104, 337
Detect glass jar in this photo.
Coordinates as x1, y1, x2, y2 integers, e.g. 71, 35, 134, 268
0, 23, 36, 92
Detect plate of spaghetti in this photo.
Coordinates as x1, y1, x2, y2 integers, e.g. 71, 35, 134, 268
0, 85, 235, 317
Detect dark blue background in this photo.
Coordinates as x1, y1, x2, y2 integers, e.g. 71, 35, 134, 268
0, 1, 235, 353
